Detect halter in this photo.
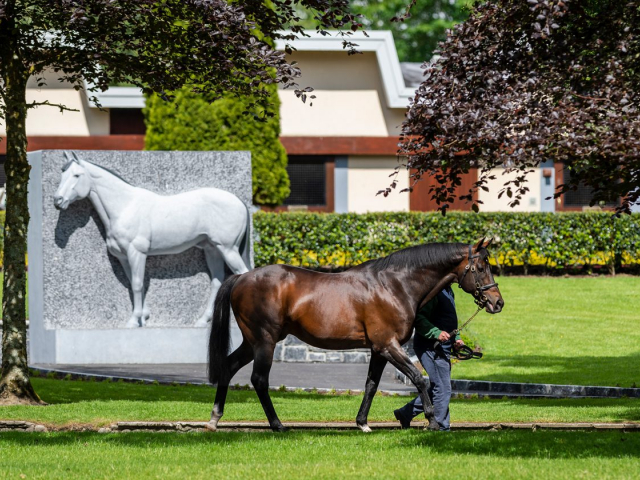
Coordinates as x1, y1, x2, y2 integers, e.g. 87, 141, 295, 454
458, 244, 498, 308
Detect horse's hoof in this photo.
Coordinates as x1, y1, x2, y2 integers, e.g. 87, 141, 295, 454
273, 425, 288, 433
204, 422, 218, 432
125, 319, 139, 328
357, 424, 372, 433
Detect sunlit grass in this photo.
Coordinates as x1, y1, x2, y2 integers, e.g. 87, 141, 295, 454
1, 430, 639, 479
1, 378, 638, 427
452, 276, 640, 387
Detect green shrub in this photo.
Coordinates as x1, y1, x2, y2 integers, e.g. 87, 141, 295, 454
143, 85, 290, 206
253, 211, 640, 274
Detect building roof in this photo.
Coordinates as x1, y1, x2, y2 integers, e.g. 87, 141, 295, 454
90, 31, 417, 110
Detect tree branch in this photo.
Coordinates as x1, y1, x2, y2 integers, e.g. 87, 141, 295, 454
26, 100, 79, 113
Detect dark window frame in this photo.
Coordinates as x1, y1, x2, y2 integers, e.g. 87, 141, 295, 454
556, 162, 619, 211
264, 155, 334, 212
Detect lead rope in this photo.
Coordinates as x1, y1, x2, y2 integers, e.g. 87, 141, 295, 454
433, 305, 482, 350
451, 305, 482, 338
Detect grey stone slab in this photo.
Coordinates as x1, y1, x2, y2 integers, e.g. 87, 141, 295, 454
342, 352, 368, 364
273, 343, 284, 362
28, 150, 252, 364
283, 346, 308, 362
326, 352, 344, 363
308, 352, 327, 362
284, 335, 305, 346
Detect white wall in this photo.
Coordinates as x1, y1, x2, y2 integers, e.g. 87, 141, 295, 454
347, 156, 409, 212
279, 90, 388, 137
479, 168, 542, 212
0, 72, 109, 137
281, 51, 407, 136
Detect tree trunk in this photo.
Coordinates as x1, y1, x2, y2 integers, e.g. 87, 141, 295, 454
0, 38, 42, 405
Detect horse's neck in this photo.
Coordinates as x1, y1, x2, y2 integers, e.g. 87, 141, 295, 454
85, 165, 137, 232
402, 261, 462, 309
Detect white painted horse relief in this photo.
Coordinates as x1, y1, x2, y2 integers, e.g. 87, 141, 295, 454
53, 151, 250, 328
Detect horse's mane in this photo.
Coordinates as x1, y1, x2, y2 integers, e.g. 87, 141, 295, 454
64, 157, 132, 185
356, 242, 466, 273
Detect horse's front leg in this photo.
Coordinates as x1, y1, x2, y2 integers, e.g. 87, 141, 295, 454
125, 247, 147, 328
356, 352, 388, 432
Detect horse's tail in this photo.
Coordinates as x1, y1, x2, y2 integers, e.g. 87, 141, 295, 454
208, 274, 241, 385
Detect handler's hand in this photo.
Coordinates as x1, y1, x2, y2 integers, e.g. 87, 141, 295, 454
438, 331, 451, 342
454, 339, 465, 350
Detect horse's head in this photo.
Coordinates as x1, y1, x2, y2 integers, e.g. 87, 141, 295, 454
53, 152, 92, 210
456, 238, 504, 314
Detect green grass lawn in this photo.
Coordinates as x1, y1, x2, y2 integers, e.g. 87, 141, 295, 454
1, 430, 639, 479
1, 378, 639, 427
451, 276, 640, 387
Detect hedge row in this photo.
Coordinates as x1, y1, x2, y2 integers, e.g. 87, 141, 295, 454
253, 212, 640, 274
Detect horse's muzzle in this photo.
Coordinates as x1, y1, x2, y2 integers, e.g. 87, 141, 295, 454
485, 297, 504, 314
53, 196, 67, 210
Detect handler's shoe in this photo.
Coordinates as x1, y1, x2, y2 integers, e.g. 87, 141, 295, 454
394, 409, 411, 429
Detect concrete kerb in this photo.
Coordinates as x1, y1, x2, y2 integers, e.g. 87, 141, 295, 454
395, 361, 640, 399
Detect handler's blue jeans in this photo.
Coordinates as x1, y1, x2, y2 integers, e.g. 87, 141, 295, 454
397, 337, 452, 431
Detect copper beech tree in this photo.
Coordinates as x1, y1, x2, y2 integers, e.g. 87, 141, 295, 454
388, 0, 640, 213
0, 0, 362, 404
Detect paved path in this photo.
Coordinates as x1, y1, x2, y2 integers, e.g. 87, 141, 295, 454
33, 362, 640, 398
33, 362, 414, 392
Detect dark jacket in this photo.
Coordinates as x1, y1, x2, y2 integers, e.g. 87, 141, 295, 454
414, 286, 460, 346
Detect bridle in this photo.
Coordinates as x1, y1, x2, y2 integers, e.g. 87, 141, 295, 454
432, 243, 500, 359
458, 244, 498, 308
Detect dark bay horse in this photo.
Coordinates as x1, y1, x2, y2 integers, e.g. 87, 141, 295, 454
207, 239, 504, 432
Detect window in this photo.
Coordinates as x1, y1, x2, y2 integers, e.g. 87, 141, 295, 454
563, 165, 617, 207
284, 156, 330, 206
109, 108, 146, 135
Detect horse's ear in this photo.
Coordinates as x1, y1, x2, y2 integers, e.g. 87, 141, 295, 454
71, 151, 81, 163
485, 237, 494, 249
473, 237, 485, 252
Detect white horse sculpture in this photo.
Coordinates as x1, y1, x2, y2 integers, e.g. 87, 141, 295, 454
53, 151, 250, 328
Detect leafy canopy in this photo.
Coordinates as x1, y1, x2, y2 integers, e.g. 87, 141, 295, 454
350, 0, 473, 62
394, 0, 640, 213
0, 0, 364, 112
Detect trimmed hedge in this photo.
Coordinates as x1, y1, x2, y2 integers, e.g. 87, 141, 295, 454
254, 212, 640, 274
143, 84, 290, 206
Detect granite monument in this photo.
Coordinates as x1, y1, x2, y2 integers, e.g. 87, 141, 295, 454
28, 150, 252, 364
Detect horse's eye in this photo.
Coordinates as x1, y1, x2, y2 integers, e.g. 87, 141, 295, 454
74, 174, 80, 178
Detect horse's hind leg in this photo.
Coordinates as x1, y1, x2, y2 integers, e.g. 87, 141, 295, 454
251, 343, 286, 432
195, 247, 225, 327
207, 340, 254, 432
217, 245, 250, 275
380, 340, 438, 431
356, 352, 387, 433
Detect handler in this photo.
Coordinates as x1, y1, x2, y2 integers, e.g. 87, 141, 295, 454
394, 284, 464, 431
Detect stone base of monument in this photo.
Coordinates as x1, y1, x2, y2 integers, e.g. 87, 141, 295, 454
274, 336, 372, 364
29, 323, 243, 364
